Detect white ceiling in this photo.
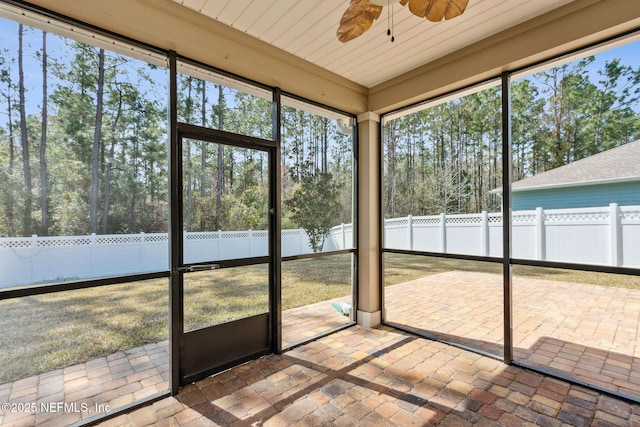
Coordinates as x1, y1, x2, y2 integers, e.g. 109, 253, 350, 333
172, 0, 576, 88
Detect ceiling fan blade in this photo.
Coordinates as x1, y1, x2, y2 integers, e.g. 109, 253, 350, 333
426, 0, 449, 21
443, 0, 469, 20
337, 0, 383, 43
403, 0, 469, 22
404, 0, 429, 18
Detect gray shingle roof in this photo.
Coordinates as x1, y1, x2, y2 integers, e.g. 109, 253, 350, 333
512, 139, 640, 191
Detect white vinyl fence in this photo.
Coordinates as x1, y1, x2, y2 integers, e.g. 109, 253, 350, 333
0, 225, 353, 288
385, 203, 640, 268
2, 203, 639, 288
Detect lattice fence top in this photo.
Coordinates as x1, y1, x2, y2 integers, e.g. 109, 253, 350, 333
512, 213, 536, 223
545, 212, 609, 222
185, 230, 271, 240
383, 208, 640, 227
445, 216, 482, 225
96, 236, 141, 244
413, 217, 440, 225
386, 213, 505, 226
488, 214, 502, 223
144, 234, 169, 242
38, 237, 92, 247
223, 232, 249, 239
0, 233, 172, 248
384, 218, 409, 227
0, 239, 32, 249
622, 207, 640, 221
185, 233, 216, 240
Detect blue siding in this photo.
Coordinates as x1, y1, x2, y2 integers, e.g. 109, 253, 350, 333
512, 181, 640, 210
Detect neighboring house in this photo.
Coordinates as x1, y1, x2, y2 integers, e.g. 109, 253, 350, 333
498, 139, 640, 210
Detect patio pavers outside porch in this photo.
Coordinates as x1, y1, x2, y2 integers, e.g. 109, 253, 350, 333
385, 270, 640, 400
0, 341, 170, 427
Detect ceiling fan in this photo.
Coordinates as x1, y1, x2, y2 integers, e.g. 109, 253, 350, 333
337, 0, 469, 43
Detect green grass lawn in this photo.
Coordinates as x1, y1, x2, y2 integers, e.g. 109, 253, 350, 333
0, 253, 352, 383
0, 279, 170, 383
384, 253, 640, 289
184, 254, 352, 331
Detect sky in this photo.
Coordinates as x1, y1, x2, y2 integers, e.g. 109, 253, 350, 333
1, 15, 640, 126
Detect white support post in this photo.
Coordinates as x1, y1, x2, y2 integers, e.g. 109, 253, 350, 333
610, 203, 621, 266
407, 215, 413, 251
90, 233, 97, 276
481, 211, 489, 256
31, 234, 38, 284
536, 207, 545, 261
440, 213, 446, 253
139, 232, 145, 270
217, 230, 221, 260
342, 223, 346, 250
248, 229, 253, 257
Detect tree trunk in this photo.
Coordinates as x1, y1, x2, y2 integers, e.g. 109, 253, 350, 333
185, 78, 193, 231
40, 31, 49, 234
90, 48, 105, 234
127, 130, 140, 233
322, 118, 328, 173
386, 124, 397, 217
128, 191, 136, 234
200, 79, 206, 198
4, 67, 16, 236
102, 140, 116, 233
186, 143, 193, 231
102, 89, 122, 233
18, 24, 32, 236
215, 84, 224, 230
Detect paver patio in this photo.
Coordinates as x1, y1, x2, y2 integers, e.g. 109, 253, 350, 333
0, 341, 170, 427
282, 296, 353, 348
1, 271, 639, 425
385, 270, 640, 399
102, 326, 640, 426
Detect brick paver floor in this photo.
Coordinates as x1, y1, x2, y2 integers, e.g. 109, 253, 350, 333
99, 325, 640, 426
0, 341, 170, 427
282, 296, 352, 348
385, 271, 640, 400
